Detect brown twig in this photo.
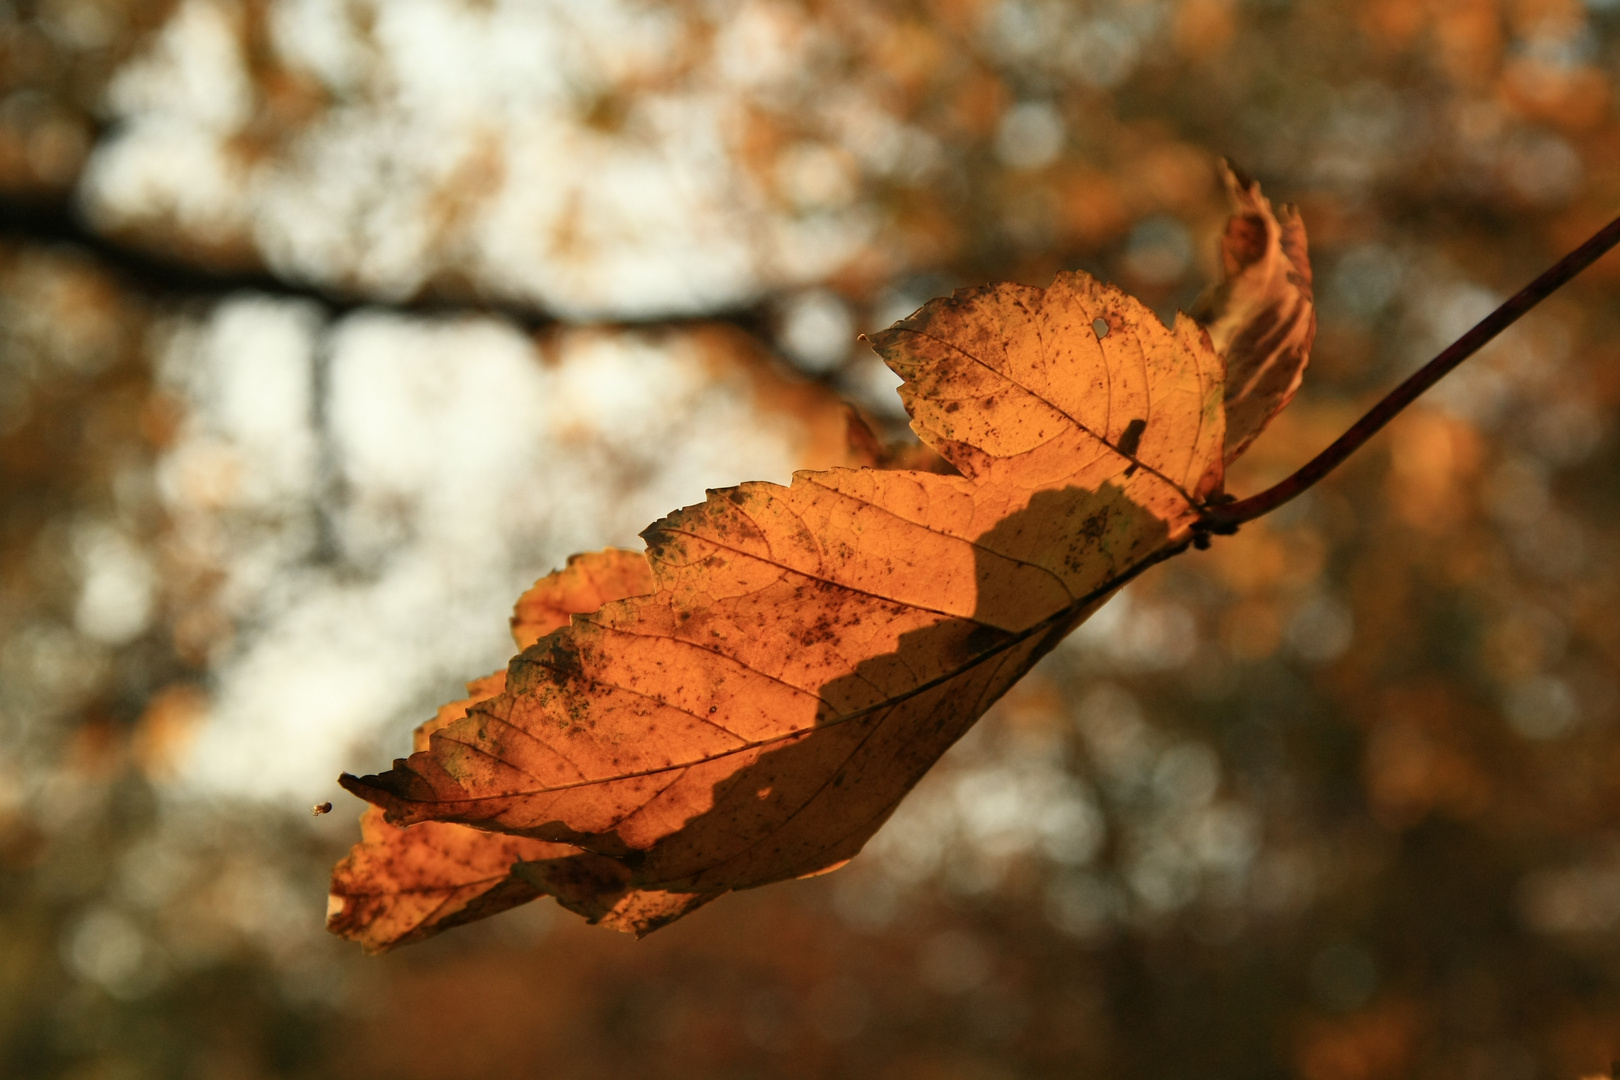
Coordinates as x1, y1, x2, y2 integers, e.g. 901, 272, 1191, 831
1199, 211, 1620, 536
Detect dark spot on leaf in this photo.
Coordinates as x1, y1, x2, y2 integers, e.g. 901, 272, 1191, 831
1117, 417, 1147, 459
543, 641, 585, 685
962, 621, 1012, 660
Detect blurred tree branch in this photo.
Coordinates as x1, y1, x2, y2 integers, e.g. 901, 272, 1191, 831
0, 191, 781, 342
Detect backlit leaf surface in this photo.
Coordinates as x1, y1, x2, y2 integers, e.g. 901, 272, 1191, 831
328, 552, 656, 950
332, 180, 1309, 944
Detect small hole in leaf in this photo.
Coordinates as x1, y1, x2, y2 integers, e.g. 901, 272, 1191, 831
1092, 318, 1109, 339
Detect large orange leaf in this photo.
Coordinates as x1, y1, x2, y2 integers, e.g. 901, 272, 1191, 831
333, 178, 1309, 943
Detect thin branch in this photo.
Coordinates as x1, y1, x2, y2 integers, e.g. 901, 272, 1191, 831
1200, 210, 1620, 534
0, 194, 553, 327
0, 193, 775, 339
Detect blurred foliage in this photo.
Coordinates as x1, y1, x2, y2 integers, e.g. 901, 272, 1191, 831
5, 0, 1620, 1078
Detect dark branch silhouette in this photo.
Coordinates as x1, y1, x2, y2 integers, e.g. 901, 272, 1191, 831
9, 188, 1617, 530
0, 192, 774, 339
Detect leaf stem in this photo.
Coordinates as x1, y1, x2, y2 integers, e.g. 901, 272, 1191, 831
1200, 211, 1620, 533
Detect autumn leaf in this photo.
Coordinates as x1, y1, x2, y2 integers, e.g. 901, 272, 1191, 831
841, 404, 955, 474
1193, 161, 1317, 462
510, 548, 655, 652
326, 807, 568, 953
328, 697, 561, 952
328, 552, 656, 951
331, 176, 1308, 944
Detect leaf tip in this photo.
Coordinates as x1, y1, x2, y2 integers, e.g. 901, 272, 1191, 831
337, 764, 438, 823
1219, 157, 1256, 194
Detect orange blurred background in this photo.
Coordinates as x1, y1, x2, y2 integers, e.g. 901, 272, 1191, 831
5, 1, 1620, 1077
